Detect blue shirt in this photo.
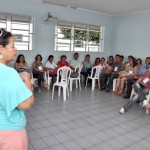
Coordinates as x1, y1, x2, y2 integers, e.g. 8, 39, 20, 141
138, 65, 148, 75
0, 63, 32, 130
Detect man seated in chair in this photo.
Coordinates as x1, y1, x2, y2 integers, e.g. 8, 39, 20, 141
119, 62, 150, 114
70, 53, 81, 71
100, 54, 124, 92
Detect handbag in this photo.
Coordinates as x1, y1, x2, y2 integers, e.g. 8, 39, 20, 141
70, 72, 79, 78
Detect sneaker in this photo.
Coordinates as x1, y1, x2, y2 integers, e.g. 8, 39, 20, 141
119, 107, 125, 114
122, 94, 130, 99
142, 100, 149, 107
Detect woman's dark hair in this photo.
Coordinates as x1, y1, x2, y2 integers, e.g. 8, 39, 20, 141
131, 58, 137, 68
16, 54, 26, 63
0, 29, 12, 47
136, 58, 142, 65
35, 54, 42, 61
95, 57, 100, 63
61, 55, 66, 60
48, 55, 54, 60
109, 55, 114, 60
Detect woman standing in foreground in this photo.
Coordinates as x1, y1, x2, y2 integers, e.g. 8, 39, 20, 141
0, 29, 34, 150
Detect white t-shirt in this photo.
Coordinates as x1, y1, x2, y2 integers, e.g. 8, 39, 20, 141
70, 59, 81, 68
45, 61, 57, 69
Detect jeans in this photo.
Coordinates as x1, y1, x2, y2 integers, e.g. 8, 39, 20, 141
123, 82, 149, 111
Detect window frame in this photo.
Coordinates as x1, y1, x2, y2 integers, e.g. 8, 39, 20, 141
55, 21, 104, 52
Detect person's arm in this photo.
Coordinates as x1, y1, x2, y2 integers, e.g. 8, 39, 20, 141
17, 73, 34, 110
14, 63, 19, 71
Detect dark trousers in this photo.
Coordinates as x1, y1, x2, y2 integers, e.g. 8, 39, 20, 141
106, 74, 118, 90
100, 73, 111, 88
125, 78, 137, 96
123, 82, 149, 111
49, 74, 57, 85
81, 71, 88, 85
33, 71, 44, 87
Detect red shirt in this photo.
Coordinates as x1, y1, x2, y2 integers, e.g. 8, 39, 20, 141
57, 61, 69, 68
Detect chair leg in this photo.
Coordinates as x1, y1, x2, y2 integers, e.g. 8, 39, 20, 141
76, 80, 78, 88
52, 85, 55, 100
70, 79, 73, 92
92, 79, 95, 91
58, 86, 61, 96
63, 86, 67, 101
85, 78, 88, 88
98, 78, 100, 89
79, 79, 81, 91
67, 86, 69, 97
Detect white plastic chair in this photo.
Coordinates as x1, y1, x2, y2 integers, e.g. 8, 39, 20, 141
45, 70, 52, 90
69, 65, 83, 92
113, 78, 117, 91
52, 66, 71, 101
85, 65, 103, 91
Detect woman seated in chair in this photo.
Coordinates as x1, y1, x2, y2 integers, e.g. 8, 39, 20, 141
81, 54, 92, 84
136, 58, 142, 72
14, 54, 29, 74
45, 55, 57, 85
32, 54, 47, 93
93, 57, 100, 67
119, 62, 150, 114
57, 55, 69, 68
113, 58, 138, 95
107, 55, 114, 67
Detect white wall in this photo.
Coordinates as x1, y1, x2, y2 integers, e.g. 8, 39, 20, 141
112, 12, 150, 61
0, 0, 113, 66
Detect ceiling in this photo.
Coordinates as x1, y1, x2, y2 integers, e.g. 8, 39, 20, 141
39, 0, 150, 15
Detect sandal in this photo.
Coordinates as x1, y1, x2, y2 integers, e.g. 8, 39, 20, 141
118, 90, 123, 95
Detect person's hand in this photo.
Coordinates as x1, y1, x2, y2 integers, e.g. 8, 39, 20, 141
20, 73, 31, 83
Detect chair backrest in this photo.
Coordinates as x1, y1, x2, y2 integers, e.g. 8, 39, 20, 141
56, 66, 71, 83
90, 65, 103, 78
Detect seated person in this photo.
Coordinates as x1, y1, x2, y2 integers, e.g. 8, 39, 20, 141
70, 53, 81, 71
107, 55, 114, 67
57, 55, 69, 68
81, 54, 92, 84
113, 58, 138, 95
45, 55, 57, 85
32, 54, 47, 93
100, 54, 124, 92
14, 54, 29, 74
136, 58, 142, 72
123, 57, 150, 99
100, 57, 109, 71
93, 57, 100, 67
119, 62, 150, 114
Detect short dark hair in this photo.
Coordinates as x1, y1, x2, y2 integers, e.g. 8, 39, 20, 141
48, 55, 54, 60
85, 54, 90, 58
35, 54, 42, 61
61, 55, 66, 60
0, 29, 12, 47
120, 55, 124, 59
115, 54, 120, 57
74, 53, 79, 56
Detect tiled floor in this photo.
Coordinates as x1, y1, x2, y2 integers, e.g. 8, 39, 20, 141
27, 86, 150, 150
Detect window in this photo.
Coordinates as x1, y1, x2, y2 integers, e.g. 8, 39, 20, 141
55, 21, 104, 52
0, 12, 34, 51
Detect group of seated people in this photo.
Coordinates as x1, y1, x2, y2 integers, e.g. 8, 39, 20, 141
13, 53, 150, 113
